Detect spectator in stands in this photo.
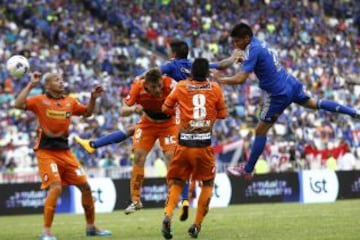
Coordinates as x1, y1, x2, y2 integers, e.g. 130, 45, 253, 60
338, 147, 357, 171
0, 157, 6, 172
254, 156, 269, 174
325, 153, 338, 171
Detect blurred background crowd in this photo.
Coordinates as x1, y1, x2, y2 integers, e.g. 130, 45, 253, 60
0, 0, 360, 180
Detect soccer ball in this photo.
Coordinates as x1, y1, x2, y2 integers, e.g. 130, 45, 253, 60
6, 55, 30, 78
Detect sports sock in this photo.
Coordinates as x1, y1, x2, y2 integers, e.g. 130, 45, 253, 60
318, 100, 356, 117
181, 181, 189, 200
245, 135, 267, 173
130, 166, 144, 202
164, 182, 183, 217
82, 187, 95, 224
194, 185, 212, 226
92, 130, 128, 148
44, 186, 61, 228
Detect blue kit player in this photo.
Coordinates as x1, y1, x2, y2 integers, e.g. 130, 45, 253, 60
214, 22, 359, 178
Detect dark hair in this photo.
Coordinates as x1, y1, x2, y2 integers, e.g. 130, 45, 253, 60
191, 58, 209, 81
231, 22, 253, 38
145, 68, 162, 83
170, 40, 189, 59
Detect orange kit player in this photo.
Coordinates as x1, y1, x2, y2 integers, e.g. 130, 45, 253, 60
123, 68, 178, 214
161, 58, 228, 239
13, 72, 111, 240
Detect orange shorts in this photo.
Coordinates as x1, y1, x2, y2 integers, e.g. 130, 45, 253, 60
36, 149, 87, 189
167, 145, 216, 182
132, 118, 177, 152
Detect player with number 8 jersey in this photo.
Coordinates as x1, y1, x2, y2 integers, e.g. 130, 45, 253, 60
161, 58, 228, 239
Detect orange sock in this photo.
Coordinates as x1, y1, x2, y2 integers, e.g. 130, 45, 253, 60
82, 187, 95, 224
44, 185, 62, 228
194, 185, 212, 226
164, 182, 183, 217
131, 166, 144, 202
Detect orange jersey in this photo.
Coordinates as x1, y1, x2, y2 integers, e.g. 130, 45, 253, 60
26, 94, 87, 149
163, 79, 227, 138
163, 79, 227, 147
125, 76, 177, 123
164, 79, 227, 180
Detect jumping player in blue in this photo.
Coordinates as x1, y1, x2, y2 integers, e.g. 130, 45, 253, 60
75, 40, 238, 218
214, 22, 360, 178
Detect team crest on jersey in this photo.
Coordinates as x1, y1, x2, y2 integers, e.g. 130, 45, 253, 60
42, 100, 51, 106
43, 174, 49, 182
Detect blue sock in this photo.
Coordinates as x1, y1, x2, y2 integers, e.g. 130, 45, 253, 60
181, 182, 189, 200
245, 135, 267, 173
92, 130, 129, 148
318, 100, 356, 117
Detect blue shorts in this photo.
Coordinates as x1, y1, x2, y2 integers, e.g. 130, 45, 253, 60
260, 77, 310, 123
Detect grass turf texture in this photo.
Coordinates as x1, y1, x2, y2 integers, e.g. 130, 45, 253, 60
0, 199, 359, 240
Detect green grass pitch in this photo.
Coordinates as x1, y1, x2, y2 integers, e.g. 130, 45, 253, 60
0, 199, 359, 240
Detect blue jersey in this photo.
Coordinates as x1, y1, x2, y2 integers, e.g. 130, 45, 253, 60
161, 58, 220, 82
242, 38, 309, 123
241, 37, 290, 96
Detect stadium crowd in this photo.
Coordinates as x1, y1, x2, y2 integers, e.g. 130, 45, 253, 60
0, 0, 360, 178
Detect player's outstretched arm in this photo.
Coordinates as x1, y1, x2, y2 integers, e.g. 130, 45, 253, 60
212, 70, 249, 85
13, 72, 41, 109
215, 49, 244, 70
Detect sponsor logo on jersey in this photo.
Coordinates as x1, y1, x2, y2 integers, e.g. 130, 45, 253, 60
46, 109, 68, 119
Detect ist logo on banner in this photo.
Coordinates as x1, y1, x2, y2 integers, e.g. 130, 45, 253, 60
300, 170, 339, 203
